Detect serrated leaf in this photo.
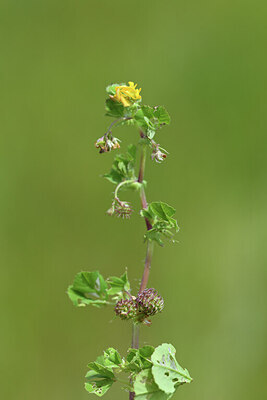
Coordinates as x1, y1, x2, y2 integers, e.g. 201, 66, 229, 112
142, 105, 154, 119
85, 348, 124, 396
126, 346, 154, 372
151, 344, 192, 394
104, 145, 137, 185
142, 202, 178, 246
144, 230, 164, 247
105, 98, 125, 117
103, 348, 123, 367
103, 168, 123, 184
134, 369, 172, 399
85, 362, 115, 397
149, 202, 176, 222
107, 270, 130, 297
68, 271, 109, 307
127, 144, 137, 162
154, 106, 171, 125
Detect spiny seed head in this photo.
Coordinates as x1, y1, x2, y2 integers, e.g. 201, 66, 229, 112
114, 198, 133, 219
114, 298, 138, 320
136, 288, 164, 316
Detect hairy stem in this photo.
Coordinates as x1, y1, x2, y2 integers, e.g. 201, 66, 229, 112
129, 140, 154, 399
131, 323, 140, 349
139, 240, 154, 293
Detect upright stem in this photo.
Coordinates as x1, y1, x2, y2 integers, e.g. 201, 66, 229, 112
129, 140, 154, 399
139, 240, 154, 293
131, 323, 139, 349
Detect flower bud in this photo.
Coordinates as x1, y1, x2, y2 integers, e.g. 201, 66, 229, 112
136, 288, 164, 316
114, 298, 138, 320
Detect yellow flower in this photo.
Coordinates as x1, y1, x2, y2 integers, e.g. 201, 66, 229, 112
112, 81, 142, 107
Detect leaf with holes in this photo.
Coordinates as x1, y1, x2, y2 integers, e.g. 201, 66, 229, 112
134, 369, 172, 399
85, 348, 124, 397
85, 363, 115, 397
67, 271, 109, 307
151, 344, 192, 394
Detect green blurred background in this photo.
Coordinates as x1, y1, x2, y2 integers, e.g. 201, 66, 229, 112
1, 0, 266, 399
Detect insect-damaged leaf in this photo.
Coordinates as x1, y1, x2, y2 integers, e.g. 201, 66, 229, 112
85, 347, 123, 397
151, 343, 192, 394
134, 369, 172, 400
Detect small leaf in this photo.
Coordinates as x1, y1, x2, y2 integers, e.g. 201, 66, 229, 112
151, 344, 192, 394
85, 348, 124, 396
103, 348, 123, 367
68, 271, 109, 307
144, 230, 164, 247
154, 106, 171, 125
104, 145, 137, 185
85, 362, 115, 397
149, 202, 176, 222
106, 83, 122, 96
105, 98, 125, 118
126, 346, 154, 372
134, 369, 172, 399
107, 270, 130, 297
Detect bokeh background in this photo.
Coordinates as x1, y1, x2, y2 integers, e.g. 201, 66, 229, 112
1, 0, 266, 399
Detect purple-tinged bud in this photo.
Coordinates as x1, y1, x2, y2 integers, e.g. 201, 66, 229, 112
136, 288, 164, 316
114, 298, 138, 320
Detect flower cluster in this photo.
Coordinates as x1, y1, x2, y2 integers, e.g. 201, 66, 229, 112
95, 135, 120, 153
114, 288, 164, 322
111, 81, 141, 107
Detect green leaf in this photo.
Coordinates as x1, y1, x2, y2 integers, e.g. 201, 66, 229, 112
142, 202, 179, 246
154, 106, 171, 125
85, 362, 115, 397
68, 271, 109, 307
106, 83, 122, 96
104, 145, 137, 184
85, 348, 124, 396
126, 346, 154, 372
149, 202, 176, 222
107, 270, 130, 298
134, 369, 172, 399
105, 98, 125, 118
103, 348, 123, 367
144, 230, 164, 247
151, 344, 192, 394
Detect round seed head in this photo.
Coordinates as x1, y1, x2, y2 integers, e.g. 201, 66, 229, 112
114, 298, 138, 320
136, 288, 164, 316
